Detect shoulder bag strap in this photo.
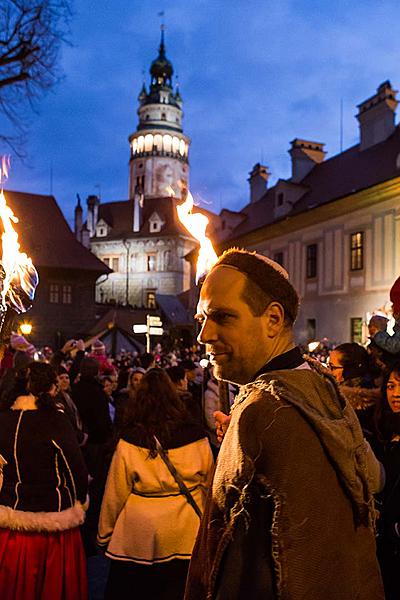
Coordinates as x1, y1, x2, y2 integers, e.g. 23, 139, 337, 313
153, 435, 202, 519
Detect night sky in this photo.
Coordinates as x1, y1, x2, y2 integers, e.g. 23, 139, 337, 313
2, 0, 400, 226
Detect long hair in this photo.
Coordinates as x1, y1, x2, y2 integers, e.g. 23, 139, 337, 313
123, 368, 190, 457
373, 363, 400, 442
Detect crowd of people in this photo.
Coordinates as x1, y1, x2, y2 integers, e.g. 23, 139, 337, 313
0, 258, 400, 598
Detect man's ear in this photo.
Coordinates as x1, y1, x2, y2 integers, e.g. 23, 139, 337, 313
263, 302, 285, 337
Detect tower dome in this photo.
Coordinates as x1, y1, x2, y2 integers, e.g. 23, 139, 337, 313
150, 30, 173, 86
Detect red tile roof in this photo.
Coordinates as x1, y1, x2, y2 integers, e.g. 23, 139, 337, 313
2, 190, 110, 273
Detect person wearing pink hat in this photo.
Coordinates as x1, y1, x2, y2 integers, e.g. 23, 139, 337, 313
369, 277, 400, 355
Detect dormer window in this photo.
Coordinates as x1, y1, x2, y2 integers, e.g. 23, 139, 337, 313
149, 211, 164, 234
95, 219, 109, 237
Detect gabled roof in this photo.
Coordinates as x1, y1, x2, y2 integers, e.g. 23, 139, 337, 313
91, 195, 218, 241
226, 124, 400, 241
3, 190, 110, 273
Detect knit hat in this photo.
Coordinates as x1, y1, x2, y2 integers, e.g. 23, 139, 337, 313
390, 277, 400, 315
92, 339, 105, 353
10, 333, 35, 356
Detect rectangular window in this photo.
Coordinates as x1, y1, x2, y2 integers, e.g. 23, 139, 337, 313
306, 318, 316, 342
273, 252, 284, 267
62, 285, 72, 304
147, 292, 156, 309
103, 257, 110, 267
112, 257, 119, 272
350, 318, 363, 343
306, 244, 318, 278
147, 254, 156, 271
49, 283, 59, 304
350, 232, 364, 271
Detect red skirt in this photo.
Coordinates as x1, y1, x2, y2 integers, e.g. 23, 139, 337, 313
0, 527, 88, 600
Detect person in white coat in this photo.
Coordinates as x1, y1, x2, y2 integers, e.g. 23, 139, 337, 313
97, 368, 214, 600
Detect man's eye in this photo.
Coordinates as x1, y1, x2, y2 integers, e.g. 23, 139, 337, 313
214, 312, 231, 323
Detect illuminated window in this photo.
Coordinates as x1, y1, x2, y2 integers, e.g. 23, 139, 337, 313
350, 232, 363, 271
306, 244, 318, 278
154, 134, 163, 152
147, 254, 156, 271
163, 135, 172, 152
147, 292, 156, 309
132, 139, 138, 154
62, 285, 72, 304
350, 317, 363, 343
172, 136, 180, 154
137, 136, 144, 152
179, 139, 185, 156
112, 257, 119, 272
49, 283, 59, 303
145, 134, 153, 152
273, 252, 284, 267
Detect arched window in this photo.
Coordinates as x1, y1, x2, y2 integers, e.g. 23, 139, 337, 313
145, 134, 153, 152
137, 136, 144, 152
132, 138, 138, 154
154, 134, 163, 152
179, 139, 185, 156
172, 136, 180, 154
163, 135, 172, 152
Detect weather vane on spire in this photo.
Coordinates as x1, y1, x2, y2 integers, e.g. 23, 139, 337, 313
158, 10, 165, 31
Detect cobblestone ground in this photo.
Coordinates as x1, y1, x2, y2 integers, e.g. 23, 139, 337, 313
87, 554, 110, 600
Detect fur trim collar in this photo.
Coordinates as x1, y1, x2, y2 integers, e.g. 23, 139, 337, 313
0, 502, 86, 532
11, 395, 37, 411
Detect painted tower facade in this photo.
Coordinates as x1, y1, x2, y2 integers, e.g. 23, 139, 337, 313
128, 29, 190, 200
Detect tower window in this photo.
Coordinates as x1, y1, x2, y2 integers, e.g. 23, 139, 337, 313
161, 112, 166, 120
350, 232, 364, 271
277, 192, 284, 207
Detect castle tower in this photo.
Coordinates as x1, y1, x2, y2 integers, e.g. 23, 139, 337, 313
128, 27, 190, 200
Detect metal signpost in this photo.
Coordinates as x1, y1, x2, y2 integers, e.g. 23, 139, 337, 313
133, 315, 163, 352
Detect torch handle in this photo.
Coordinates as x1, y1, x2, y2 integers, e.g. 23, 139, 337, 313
0, 307, 16, 362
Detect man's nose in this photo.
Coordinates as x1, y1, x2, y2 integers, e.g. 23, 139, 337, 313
197, 319, 218, 345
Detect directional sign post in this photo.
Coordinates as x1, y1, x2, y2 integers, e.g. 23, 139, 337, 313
133, 315, 163, 352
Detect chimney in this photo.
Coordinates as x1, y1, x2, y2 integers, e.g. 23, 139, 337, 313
86, 194, 100, 237
80, 224, 90, 248
356, 80, 398, 151
74, 193, 83, 241
289, 139, 326, 183
133, 184, 144, 232
248, 163, 270, 203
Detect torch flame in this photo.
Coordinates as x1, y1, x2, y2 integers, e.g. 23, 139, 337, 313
176, 189, 218, 283
0, 157, 39, 314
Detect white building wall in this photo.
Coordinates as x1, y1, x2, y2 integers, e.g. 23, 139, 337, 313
246, 194, 400, 345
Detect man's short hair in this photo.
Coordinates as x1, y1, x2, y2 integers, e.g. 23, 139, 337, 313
166, 365, 186, 384
80, 357, 99, 378
213, 248, 299, 324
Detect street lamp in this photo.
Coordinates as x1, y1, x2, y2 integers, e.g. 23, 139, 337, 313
20, 322, 32, 336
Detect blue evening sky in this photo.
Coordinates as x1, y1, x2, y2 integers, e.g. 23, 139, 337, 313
2, 0, 400, 225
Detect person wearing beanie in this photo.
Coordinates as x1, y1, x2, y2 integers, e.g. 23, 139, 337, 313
184, 248, 383, 600
88, 339, 116, 375
369, 277, 400, 355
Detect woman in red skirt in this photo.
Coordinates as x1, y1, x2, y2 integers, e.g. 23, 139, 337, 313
0, 361, 89, 600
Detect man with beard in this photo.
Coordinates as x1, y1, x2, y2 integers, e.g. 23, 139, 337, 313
184, 248, 383, 600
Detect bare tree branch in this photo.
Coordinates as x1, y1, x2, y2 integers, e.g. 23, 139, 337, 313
0, 0, 72, 153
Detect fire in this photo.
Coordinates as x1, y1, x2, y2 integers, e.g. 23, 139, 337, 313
0, 157, 39, 314
176, 189, 218, 283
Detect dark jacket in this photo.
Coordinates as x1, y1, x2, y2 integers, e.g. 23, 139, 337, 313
72, 376, 113, 445
0, 406, 88, 513
185, 360, 384, 600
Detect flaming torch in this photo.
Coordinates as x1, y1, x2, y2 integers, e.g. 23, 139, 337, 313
176, 188, 231, 414
0, 157, 39, 359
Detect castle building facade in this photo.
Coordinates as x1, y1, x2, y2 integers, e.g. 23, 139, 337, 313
75, 31, 199, 309
214, 81, 400, 345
